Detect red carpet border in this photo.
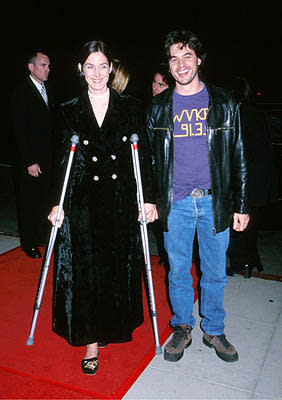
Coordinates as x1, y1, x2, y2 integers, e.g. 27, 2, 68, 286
0, 247, 198, 399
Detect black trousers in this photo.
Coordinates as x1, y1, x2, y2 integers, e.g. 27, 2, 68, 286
14, 167, 51, 250
227, 213, 261, 270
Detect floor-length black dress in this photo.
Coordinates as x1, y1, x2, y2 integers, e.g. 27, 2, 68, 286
52, 89, 155, 346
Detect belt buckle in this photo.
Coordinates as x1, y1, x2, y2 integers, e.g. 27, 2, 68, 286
190, 188, 205, 198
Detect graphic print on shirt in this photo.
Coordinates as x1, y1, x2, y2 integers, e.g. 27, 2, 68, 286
173, 107, 208, 137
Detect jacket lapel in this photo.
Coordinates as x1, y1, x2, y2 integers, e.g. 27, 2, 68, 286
28, 78, 49, 110
65, 89, 132, 155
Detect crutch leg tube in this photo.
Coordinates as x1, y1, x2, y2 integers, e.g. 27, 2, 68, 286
26, 134, 79, 346
130, 133, 162, 355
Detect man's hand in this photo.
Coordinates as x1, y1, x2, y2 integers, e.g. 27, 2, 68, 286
138, 203, 158, 223
27, 163, 42, 177
233, 213, 250, 232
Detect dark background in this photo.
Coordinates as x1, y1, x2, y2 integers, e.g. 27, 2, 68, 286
2, 2, 282, 162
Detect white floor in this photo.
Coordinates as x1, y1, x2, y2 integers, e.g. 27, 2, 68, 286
0, 235, 20, 254
124, 275, 282, 399
1, 236, 281, 400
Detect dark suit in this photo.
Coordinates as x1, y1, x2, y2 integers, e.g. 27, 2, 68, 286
10, 76, 54, 250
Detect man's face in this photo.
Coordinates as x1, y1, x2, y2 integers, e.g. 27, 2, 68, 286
169, 43, 201, 87
28, 53, 50, 83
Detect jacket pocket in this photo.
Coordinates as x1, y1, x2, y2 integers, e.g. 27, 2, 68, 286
153, 127, 171, 147
214, 126, 233, 132
153, 127, 170, 133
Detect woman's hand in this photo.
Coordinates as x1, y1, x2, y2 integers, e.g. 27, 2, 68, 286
48, 206, 64, 228
138, 203, 158, 223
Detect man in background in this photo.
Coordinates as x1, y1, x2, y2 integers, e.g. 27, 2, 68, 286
11, 51, 54, 258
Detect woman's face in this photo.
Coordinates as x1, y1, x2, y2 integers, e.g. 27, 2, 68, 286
152, 73, 168, 96
80, 51, 112, 94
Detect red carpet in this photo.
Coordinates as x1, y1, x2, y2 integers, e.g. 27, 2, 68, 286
0, 247, 198, 399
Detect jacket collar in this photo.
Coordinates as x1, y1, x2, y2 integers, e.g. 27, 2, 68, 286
160, 81, 230, 107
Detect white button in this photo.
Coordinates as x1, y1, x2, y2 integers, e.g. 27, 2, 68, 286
93, 176, 99, 181
92, 156, 98, 162
122, 136, 127, 142
111, 155, 116, 160
83, 140, 89, 145
112, 174, 117, 180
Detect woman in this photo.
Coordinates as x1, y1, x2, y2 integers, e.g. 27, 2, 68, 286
150, 67, 171, 266
48, 40, 157, 375
151, 67, 170, 97
111, 58, 130, 94
226, 77, 279, 278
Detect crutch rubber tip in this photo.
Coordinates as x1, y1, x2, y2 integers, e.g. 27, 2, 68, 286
26, 336, 34, 346
155, 345, 162, 355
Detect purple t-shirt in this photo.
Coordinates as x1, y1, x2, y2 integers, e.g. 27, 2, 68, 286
173, 85, 211, 202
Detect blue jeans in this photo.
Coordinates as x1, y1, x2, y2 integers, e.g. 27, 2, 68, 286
163, 194, 229, 336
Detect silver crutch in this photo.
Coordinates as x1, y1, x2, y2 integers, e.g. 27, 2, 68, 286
26, 134, 79, 346
130, 133, 162, 355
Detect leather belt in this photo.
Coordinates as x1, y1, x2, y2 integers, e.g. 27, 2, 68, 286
189, 189, 212, 198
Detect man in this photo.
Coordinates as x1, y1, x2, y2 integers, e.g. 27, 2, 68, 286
11, 51, 54, 258
146, 30, 249, 363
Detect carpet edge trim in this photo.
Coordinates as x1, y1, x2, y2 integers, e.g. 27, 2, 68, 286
0, 365, 111, 399
112, 325, 173, 399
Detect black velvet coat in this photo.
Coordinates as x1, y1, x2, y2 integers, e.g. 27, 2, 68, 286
52, 89, 155, 346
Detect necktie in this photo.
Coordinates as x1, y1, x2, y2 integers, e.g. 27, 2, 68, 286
41, 84, 48, 105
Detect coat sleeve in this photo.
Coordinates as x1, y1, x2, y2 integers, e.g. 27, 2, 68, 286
145, 103, 157, 179
49, 105, 75, 207
231, 103, 249, 214
128, 97, 156, 205
10, 87, 38, 167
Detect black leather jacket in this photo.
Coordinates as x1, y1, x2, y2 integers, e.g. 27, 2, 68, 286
145, 83, 249, 233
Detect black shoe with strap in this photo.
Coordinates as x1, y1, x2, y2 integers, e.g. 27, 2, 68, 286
243, 264, 264, 278
81, 357, 98, 375
164, 325, 192, 362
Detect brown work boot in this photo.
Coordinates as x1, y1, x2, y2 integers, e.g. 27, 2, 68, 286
164, 325, 192, 362
203, 333, 238, 362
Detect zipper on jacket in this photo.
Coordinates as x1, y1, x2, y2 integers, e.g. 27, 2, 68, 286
205, 106, 216, 235
167, 128, 174, 214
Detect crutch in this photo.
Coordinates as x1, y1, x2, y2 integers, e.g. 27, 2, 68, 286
130, 133, 162, 355
26, 134, 79, 346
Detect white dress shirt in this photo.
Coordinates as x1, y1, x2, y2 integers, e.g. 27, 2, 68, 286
29, 75, 48, 105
